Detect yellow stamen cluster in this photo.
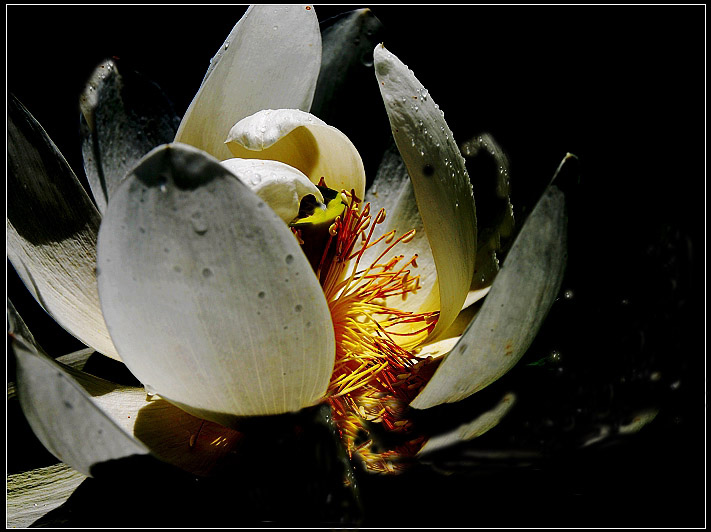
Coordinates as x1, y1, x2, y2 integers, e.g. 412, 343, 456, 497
317, 190, 439, 473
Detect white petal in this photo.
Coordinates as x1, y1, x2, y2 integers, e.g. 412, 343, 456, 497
72, 379, 243, 477
411, 158, 571, 409
225, 109, 366, 199
175, 5, 322, 160
374, 45, 477, 341
220, 158, 323, 224
361, 145, 438, 316
7, 463, 86, 528
97, 143, 336, 422
10, 305, 241, 477
8, 96, 120, 360
417, 392, 516, 455
12, 334, 149, 477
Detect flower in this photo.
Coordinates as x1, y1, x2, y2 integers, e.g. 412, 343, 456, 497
8, 5, 570, 522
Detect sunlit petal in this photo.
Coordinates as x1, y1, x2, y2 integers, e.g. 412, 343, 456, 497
362, 144, 438, 315
225, 109, 366, 199
7, 463, 86, 528
97, 143, 336, 423
175, 5, 322, 160
7, 96, 120, 361
374, 45, 477, 341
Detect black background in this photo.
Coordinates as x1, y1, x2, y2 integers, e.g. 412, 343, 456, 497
7, 5, 705, 528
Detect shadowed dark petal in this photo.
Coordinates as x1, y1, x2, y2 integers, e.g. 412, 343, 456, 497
311, 8, 388, 179
9, 304, 149, 478
7, 95, 120, 360
412, 155, 574, 409
80, 59, 180, 214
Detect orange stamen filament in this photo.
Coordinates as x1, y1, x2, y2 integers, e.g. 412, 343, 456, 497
317, 190, 439, 473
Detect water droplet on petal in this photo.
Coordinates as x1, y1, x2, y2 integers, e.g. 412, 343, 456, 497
202, 268, 213, 278
144, 384, 157, 397
258, 291, 266, 299
295, 304, 303, 312
191, 213, 208, 235
285, 254, 294, 265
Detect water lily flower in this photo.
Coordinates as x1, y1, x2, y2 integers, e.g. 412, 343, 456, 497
7, 5, 570, 518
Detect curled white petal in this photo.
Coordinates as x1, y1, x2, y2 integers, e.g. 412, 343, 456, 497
221, 158, 324, 223
225, 109, 366, 199
374, 45, 477, 342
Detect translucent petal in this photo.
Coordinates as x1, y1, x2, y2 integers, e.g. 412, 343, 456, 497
7, 96, 120, 360
80, 59, 180, 213
97, 143, 336, 422
411, 156, 572, 409
225, 109, 366, 199
374, 45, 477, 341
362, 145, 438, 315
221, 158, 324, 224
175, 5, 322, 160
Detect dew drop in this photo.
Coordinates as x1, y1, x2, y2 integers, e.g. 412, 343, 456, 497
285, 254, 294, 265
224, 41, 230, 50
144, 384, 157, 397
258, 291, 266, 299
191, 214, 208, 235
157, 176, 168, 193
564, 289, 575, 300
202, 267, 213, 278
295, 304, 303, 312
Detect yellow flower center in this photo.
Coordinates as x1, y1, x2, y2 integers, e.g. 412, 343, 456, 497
305, 188, 440, 473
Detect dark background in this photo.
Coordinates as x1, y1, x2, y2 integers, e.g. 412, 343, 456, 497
7, 5, 705, 527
